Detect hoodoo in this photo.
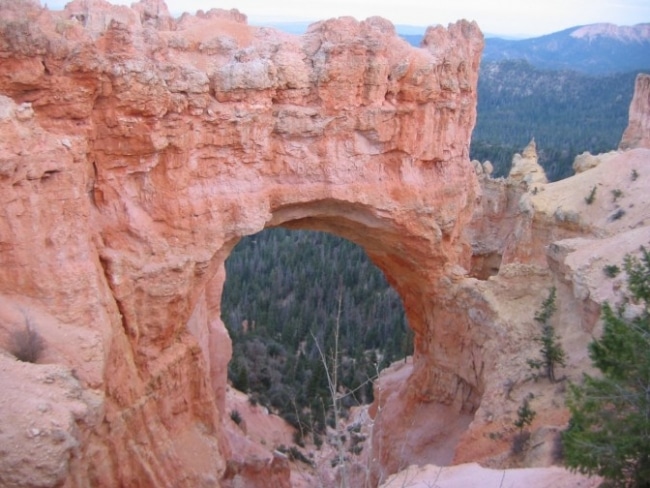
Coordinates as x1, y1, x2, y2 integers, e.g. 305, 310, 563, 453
620, 73, 650, 150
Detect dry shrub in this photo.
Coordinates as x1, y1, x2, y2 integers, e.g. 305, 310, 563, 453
8, 319, 44, 363
511, 431, 531, 456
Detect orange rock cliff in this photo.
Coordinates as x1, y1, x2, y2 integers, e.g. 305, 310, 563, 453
0, 0, 484, 485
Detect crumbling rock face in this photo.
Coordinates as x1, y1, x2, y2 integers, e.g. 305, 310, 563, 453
620, 73, 650, 150
0, 353, 103, 488
0, 0, 484, 485
466, 139, 554, 271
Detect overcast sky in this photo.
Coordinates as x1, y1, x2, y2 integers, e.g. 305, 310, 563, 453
42, 0, 650, 37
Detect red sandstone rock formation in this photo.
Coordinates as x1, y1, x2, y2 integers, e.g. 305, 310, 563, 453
0, 0, 484, 485
620, 73, 650, 150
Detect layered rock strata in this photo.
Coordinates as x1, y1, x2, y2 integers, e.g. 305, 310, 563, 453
0, 0, 484, 485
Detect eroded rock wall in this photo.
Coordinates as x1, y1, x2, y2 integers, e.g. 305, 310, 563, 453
0, 0, 484, 485
456, 121, 650, 473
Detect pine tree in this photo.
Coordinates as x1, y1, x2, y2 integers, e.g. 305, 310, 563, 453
527, 287, 566, 382
563, 248, 650, 487
514, 396, 536, 434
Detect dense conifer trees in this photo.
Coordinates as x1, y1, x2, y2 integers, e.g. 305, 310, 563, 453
222, 228, 412, 434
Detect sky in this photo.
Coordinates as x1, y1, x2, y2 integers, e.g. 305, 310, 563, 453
41, 0, 650, 38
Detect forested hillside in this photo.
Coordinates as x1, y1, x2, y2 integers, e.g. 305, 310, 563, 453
222, 228, 411, 437
471, 61, 637, 180
481, 24, 650, 75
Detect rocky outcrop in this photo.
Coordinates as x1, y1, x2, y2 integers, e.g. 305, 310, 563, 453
456, 57, 650, 479
620, 73, 650, 150
572, 150, 619, 173
458, 144, 650, 480
508, 138, 547, 186
0, 0, 484, 485
0, 352, 103, 488
6, 1, 645, 486
350, 27, 650, 488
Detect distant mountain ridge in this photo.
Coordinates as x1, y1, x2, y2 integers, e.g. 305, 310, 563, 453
399, 23, 650, 74
481, 23, 650, 74
570, 23, 650, 43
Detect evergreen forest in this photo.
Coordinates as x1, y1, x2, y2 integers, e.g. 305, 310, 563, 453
222, 228, 412, 438
471, 60, 638, 181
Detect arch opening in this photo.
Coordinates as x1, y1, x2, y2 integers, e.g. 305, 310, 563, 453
175, 183, 489, 486
221, 227, 413, 442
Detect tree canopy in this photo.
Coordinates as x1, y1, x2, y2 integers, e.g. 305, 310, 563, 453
222, 228, 412, 437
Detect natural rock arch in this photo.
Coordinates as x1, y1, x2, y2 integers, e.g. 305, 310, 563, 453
219, 195, 487, 481
0, 1, 485, 485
